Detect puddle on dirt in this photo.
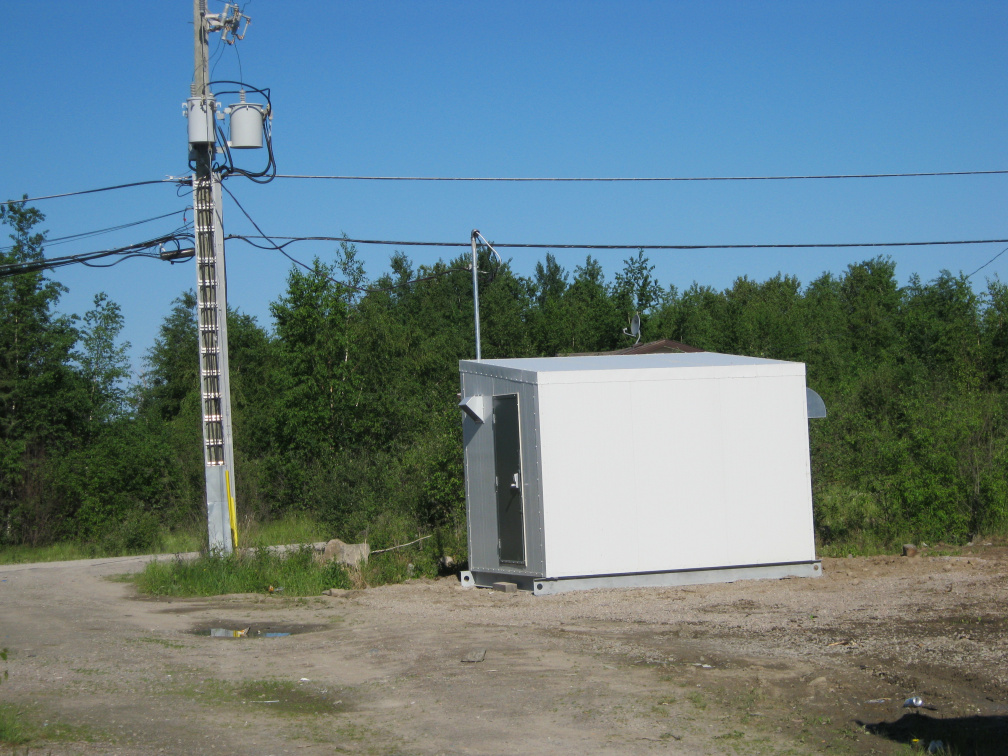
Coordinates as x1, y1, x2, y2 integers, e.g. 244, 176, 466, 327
192, 622, 323, 639
209, 628, 254, 638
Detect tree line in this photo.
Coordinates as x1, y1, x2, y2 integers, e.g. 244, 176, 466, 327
2, 201, 1007, 553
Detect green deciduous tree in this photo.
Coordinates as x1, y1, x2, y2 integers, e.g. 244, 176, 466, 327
0, 201, 81, 544
77, 292, 131, 424
840, 256, 903, 363
980, 278, 1008, 389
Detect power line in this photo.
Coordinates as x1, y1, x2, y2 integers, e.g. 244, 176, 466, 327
229, 234, 1008, 251
0, 179, 186, 207
219, 184, 472, 293
968, 246, 1008, 279
0, 230, 193, 278
5, 165, 999, 207
273, 169, 1008, 183
0, 209, 189, 252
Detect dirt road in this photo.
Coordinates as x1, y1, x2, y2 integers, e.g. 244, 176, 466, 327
2, 546, 1007, 755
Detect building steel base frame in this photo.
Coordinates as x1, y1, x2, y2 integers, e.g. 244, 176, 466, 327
459, 560, 822, 596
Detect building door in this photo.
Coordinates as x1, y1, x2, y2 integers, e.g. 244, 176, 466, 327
493, 394, 526, 565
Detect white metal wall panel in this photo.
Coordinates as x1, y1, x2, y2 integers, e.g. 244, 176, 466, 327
537, 381, 638, 577
630, 377, 732, 572
714, 373, 815, 565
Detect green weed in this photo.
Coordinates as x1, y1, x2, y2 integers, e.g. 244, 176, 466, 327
687, 691, 707, 710
235, 680, 344, 716
0, 515, 324, 566
0, 705, 28, 746
713, 729, 745, 740
136, 637, 186, 649
133, 520, 465, 597
239, 514, 329, 549
134, 546, 352, 597
0, 703, 97, 746
0, 541, 99, 564
174, 676, 346, 718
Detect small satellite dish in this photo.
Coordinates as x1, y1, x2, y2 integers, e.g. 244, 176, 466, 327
622, 313, 641, 345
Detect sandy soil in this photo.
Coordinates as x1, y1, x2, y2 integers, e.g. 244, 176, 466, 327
2, 545, 1007, 755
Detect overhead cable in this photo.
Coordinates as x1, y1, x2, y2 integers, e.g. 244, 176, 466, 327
0, 209, 189, 252
968, 246, 1008, 279
0, 230, 193, 278
5, 168, 999, 207
1, 179, 186, 206
208, 80, 276, 183
229, 234, 1008, 251
219, 184, 473, 293
273, 169, 1008, 183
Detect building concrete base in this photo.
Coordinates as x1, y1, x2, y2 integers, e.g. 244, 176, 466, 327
460, 560, 822, 596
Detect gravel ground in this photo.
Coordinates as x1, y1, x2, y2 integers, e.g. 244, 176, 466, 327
2, 544, 1007, 755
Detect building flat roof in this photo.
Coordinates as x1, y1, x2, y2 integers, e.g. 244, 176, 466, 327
460, 352, 805, 384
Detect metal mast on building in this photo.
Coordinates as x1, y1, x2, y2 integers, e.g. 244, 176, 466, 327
186, 0, 249, 553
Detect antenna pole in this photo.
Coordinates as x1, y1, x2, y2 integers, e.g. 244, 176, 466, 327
192, 0, 238, 553
471, 229, 482, 361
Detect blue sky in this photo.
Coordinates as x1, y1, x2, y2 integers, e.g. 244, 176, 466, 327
3, 1, 1006, 373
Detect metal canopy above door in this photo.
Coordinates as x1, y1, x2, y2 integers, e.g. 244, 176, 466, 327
493, 394, 526, 565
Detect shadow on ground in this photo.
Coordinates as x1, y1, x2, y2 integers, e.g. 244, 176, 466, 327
858, 712, 1008, 755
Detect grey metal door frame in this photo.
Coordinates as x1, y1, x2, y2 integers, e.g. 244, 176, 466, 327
492, 394, 526, 565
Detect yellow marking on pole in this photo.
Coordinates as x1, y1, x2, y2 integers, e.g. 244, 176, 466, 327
226, 469, 238, 550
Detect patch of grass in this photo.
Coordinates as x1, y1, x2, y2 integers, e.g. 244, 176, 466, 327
713, 729, 745, 740
241, 514, 329, 548
133, 521, 465, 597
0, 705, 29, 746
0, 525, 199, 565
0, 519, 284, 566
174, 676, 345, 717
1, 516, 466, 590
236, 680, 344, 716
135, 546, 352, 597
0, 704, 97, 746
925, 547, 963, 557
0, 541, 97, 564
817, 541, 896, 558
307, 720, 398, 755
136, 637, 186, 650
819, 538, 970, 559
813, 485, 890, 552
687, 691, 707, 710
158, 527, 203, 554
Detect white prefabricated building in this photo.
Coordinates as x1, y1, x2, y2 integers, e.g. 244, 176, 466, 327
458, 353, 822, 595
